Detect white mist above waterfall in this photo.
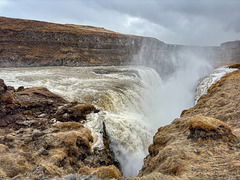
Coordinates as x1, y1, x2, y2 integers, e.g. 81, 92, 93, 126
144, 52, 213, 129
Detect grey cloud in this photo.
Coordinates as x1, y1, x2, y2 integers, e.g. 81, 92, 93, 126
96, 0, 240, 32
1, 0, 240, 45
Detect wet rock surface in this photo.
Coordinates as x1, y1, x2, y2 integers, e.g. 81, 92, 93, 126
0, 79, 120, 179
93, 68, 140, 78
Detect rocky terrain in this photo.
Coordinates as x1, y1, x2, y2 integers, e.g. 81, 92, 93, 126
1, 16, 240, 179
124, 66, 240, 180
0, 79, 121, 179
1, 67, 240, 180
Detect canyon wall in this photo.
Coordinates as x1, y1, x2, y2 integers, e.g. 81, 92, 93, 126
1, 17, 240, 76
0, 17, 143, 67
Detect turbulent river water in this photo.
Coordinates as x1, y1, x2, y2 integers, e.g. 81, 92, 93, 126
0, 63, 236, 176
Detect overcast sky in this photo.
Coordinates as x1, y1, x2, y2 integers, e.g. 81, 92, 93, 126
0, 0, 239, 46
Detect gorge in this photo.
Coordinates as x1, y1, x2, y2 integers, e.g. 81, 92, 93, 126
0, 17, 240, 179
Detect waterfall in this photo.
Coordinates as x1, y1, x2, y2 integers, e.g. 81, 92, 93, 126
0, 55, 222, 177
134, 41, 214, 128
195, 67, 238, 104
0, 66, 161, 176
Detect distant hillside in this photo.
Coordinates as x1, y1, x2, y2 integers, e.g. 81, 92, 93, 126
0, 17, 239, 74
0, 16, 144, 67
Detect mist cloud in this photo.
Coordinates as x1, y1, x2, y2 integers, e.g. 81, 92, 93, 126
1, 0, 239, 45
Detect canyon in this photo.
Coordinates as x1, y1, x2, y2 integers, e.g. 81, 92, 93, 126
0, 17, 240, 179
0, 17, 240, 76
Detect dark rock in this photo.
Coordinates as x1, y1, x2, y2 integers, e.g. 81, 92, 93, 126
0, 79, 7, 95
17, 86, 24, 92
93, 68, 140, 78
56, 102, 99, 122
81, 175, 100, 180
32, 132, 45, 141
40, 149, 49, 156
64, 174, 77, 180
7, 86, 14, 93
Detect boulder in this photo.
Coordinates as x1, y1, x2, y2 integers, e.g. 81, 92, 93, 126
55, 102, 99, 122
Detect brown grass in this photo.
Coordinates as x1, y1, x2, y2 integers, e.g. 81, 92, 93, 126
52, 122, 84, 131
188, 115, 232, 133
0, 17, 124, 37
78, 165, 121, 179
0, 153, 30, 177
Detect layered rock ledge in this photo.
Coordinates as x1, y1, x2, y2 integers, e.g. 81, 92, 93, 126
1, 17, 240, 77
0, 79, 120, 179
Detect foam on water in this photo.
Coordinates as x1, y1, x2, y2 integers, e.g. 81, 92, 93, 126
195, 67, 238, 104
85, 112, 105, 150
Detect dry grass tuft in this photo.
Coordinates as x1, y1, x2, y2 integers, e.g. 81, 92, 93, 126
0, 91, 14, 104
188, 115, 232, 132
188, 116, 239, 143
78, 165, 121, 179
0, 153, 30, 177
52, 122, 84, 131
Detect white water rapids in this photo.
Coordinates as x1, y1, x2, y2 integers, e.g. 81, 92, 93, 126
0, 63, 236, 176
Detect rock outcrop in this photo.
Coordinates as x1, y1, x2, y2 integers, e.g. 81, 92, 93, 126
0, 79, 120, 179
217, 41, 240, 65
129, 67, 240, 180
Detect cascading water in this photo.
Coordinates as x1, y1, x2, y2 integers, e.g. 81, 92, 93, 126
195, 67, 238, 104
136, 48, 214, 128
0, 53, 230, 177
0, 66, 160, 176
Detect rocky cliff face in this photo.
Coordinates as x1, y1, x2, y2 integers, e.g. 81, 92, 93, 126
125, 67, 240, 180
0, 16, 144, 67
1, 17, 240, 78
217, 41, 240, 65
